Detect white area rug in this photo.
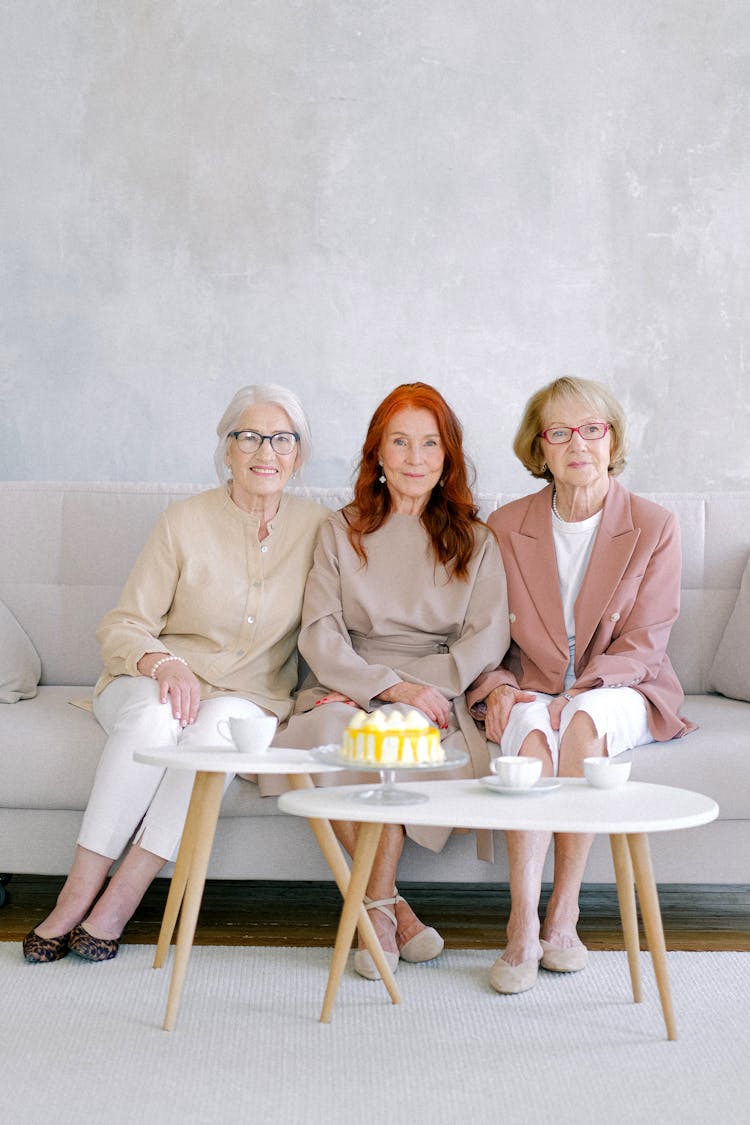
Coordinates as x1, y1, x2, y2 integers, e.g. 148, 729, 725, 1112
4, 943, 748, 1125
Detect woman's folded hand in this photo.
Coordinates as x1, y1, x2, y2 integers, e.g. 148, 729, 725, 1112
315, 691, 359, 708
377, 682, 451, 729
484, 684, 535, 743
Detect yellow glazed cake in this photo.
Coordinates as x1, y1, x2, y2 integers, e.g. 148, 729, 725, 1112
340, 708, 444, 766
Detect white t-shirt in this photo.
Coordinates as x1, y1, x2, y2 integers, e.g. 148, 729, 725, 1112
552, 508, 602, 689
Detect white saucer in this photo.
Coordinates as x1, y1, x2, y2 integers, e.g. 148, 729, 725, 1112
479, 777, 561, 796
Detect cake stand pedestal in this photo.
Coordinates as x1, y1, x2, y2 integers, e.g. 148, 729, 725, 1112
310, 745, 469, 805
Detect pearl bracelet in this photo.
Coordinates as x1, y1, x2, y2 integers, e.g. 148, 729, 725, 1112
150, 655, 188, 679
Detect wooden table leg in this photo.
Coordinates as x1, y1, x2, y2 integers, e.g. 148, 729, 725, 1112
319, 820, 384, 1024
153, 772, 203, 969
288, 774, 400, 1006
163, 771, 225, 1031
609, 833, 642, 1003
627, 832, 677, 1041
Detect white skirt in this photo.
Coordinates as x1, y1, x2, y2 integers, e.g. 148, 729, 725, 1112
498, 687, 652, 774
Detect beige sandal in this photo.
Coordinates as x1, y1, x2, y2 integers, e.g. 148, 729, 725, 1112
353, 895, 400, 981
489, 953, 540, 994
540, 938, 588, 973
394, 889, 444, 962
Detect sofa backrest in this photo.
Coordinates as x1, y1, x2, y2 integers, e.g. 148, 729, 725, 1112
1, 482, 748, 693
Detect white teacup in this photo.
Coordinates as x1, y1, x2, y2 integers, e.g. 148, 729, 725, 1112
217, 714, 277, 754
490, 756, 543, 789
583, 757, 631, 789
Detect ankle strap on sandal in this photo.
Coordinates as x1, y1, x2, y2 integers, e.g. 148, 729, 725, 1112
363, 894, 398, 926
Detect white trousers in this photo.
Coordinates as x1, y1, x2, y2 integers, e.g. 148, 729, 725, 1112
498, 687, 653, 774
81, 677, 266, 862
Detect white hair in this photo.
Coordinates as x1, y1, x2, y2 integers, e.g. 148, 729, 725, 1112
213, 384, 313, 482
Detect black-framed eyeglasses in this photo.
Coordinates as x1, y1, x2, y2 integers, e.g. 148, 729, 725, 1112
540, 422, 610, 445
230, 430, 300, 455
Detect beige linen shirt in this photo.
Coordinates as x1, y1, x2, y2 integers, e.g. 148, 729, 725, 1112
95, 486, 327, 722
277, 510, 509, 856
298, 511, 509, 711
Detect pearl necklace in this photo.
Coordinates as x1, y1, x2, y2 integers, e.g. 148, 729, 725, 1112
552, 488, 607, 524
551, 488, 565, 521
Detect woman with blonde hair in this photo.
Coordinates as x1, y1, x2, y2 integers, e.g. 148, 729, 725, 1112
469, 376, 694, 995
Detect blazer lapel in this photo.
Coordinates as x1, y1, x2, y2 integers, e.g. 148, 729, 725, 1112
511, 485, 569, 661
575, 478, 640, 657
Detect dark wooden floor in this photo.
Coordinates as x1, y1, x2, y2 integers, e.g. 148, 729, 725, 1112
2, 875, 749, 951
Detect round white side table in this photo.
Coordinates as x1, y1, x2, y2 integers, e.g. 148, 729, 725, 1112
134, 747, 400, 1030
279, 777, 718, 1036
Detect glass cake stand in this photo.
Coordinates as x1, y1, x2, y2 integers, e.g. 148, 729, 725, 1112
310, 745, 469, 805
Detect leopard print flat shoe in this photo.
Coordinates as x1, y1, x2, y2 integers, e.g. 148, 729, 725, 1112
22, 928, 71, 963
68, 924, 119, 962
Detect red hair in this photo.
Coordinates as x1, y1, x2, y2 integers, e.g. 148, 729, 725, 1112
345, 383, 480, 579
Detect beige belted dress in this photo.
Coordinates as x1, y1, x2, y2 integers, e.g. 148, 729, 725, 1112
268, 509, 510, 857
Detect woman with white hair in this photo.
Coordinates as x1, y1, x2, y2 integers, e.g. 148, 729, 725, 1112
24, 384, 327, 963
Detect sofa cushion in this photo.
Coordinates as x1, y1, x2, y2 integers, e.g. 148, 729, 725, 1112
0, 686, 275, 818
0, 689, 105, 807
619, 693, 750, 817
0, 597, 42, 703
708, 553, 750, 701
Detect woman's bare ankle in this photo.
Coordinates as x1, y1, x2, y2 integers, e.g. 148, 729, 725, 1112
541, 902, 582, 948
540, 925, 584, 950
35, 898, 92, 939
502, 937, 543, 966
359, 902, 397, 954
394, 895, 426, 946
83, 899, 131, 941
503, 911, 542, 965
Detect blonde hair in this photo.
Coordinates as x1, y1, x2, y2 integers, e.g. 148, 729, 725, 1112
513, 376, 627, 481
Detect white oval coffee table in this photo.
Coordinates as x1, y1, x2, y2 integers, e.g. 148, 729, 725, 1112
133, 747, 401, 1030
278, 777, 718, 1036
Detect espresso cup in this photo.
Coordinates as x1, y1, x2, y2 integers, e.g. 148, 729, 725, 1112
217, 714, 277, 754
583, 757, 631, 789
490, 756, 543, 789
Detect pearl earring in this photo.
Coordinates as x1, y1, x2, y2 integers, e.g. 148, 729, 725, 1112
378, 462, 386, 485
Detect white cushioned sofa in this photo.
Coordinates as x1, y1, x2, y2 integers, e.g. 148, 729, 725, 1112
1, 481, 749, 891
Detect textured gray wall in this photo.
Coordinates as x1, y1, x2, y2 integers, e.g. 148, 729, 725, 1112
1, 1, 748, 495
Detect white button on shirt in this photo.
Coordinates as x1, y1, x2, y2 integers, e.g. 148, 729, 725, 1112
610, 612, 620, 622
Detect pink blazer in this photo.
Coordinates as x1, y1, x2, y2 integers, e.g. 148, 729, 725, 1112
467, 478, 693, 741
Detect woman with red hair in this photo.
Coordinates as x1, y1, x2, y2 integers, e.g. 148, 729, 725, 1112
280, 383, 508, 979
